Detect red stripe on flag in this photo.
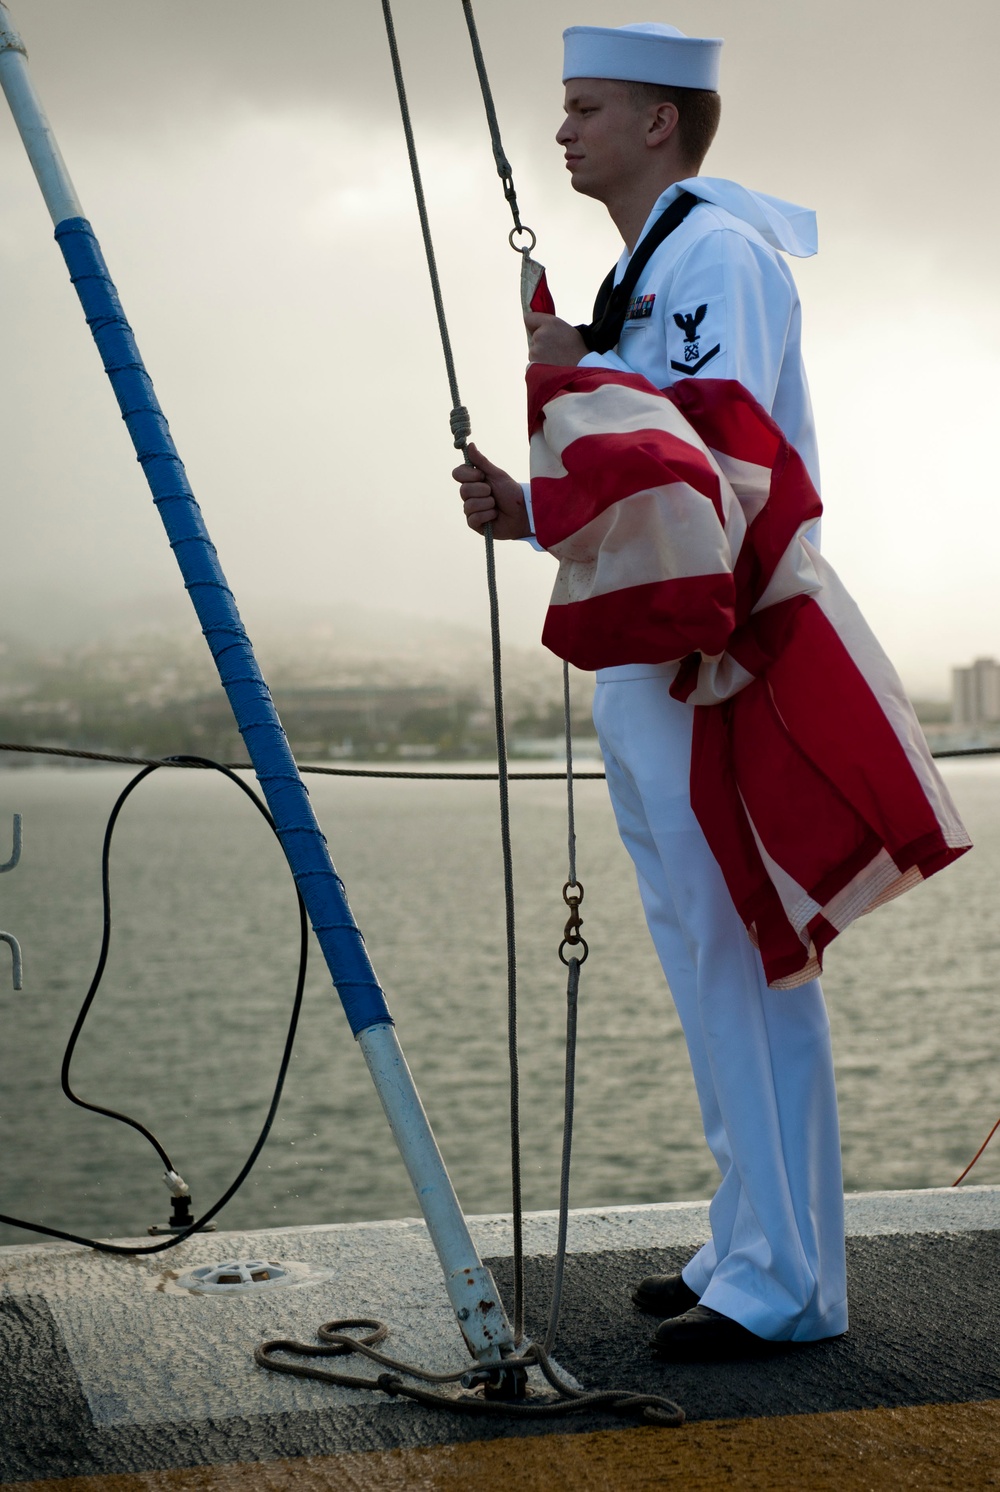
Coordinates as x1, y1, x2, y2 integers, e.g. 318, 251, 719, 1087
668, 379, 823, 607
728, 674, 882, 903
532, 430, 725, 547
733, 438, 821, 608
692, 596, 970, 983
758, 601, 959, 867
690, 703, 815, 985
541, 574, 736, 671
667, 378, 783, 469
726, 595, 812, 678
529, 270, 555, 315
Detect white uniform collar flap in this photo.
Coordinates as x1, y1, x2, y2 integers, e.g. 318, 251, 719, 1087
651, 178, 818, 258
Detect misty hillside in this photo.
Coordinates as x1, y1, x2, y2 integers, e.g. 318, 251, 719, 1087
0, 598, 594, 762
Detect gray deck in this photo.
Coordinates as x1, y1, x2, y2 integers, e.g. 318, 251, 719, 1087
1, 1187, 998, 1482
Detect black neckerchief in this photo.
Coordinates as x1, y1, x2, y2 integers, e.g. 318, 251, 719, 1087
576, 190, 700, 354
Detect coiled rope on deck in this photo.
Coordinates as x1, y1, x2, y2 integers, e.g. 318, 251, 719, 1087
255, 1319, 683, 1426
5, 733, 997, 1198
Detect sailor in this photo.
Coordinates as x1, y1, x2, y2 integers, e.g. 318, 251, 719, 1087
453, 22, 848, 1360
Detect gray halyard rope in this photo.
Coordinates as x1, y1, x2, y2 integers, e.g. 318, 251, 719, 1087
379, 0, 525, 1345
460, 0, 534, 250
379, 0, 468, 442
543, 660, 585, 1353
563, 662, 579, 885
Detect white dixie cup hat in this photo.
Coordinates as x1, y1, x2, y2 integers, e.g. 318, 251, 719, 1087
562, 21, 723, 90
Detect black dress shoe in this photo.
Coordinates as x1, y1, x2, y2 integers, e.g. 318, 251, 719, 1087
632, 1271, 700, 1317
650, 1305, 791, 1362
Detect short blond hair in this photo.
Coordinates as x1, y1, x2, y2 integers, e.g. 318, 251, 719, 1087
625, 81, 721, 170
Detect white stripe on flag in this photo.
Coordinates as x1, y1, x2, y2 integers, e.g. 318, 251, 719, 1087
547, 483, 732, 604
709, 449, 773, 527
750, 523, 823, 615
540, 383, 716, 464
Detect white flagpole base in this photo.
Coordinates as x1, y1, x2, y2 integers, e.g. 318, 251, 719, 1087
357, 1022, 515, 1363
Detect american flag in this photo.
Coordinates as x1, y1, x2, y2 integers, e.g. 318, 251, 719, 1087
527, 361, 972, 988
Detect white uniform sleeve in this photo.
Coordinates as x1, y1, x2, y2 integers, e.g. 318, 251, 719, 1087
520, 480, 546, 550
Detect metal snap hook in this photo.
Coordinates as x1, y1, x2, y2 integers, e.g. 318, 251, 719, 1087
0, 813, 22, 873
1, 815, 23, 987
0, 932, 23, 989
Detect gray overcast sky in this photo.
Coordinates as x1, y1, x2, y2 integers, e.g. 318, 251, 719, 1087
1, 0, 998, 693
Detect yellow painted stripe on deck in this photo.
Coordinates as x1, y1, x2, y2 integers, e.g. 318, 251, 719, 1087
8, 1400, 1000, 1492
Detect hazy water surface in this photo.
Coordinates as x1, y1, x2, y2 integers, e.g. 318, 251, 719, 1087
0, 760, 997, 1248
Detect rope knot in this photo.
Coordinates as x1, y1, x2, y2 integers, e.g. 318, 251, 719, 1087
450, 404, 472, 448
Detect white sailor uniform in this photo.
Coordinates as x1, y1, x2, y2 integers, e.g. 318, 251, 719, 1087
575, 178, 848, 1341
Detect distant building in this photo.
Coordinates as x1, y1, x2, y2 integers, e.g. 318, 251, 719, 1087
952, 657, 1000, 725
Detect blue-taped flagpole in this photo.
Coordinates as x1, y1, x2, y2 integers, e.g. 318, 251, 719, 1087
0, 2, 514, 1366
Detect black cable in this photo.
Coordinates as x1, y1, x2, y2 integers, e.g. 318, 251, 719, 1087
0, 755, 309, 1255
60, 762, 180, 1173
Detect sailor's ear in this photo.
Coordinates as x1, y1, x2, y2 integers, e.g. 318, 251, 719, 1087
647, 101, 680, 149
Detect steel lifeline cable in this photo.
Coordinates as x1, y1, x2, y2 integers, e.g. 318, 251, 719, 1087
3, 738, 1000, 773
1, 731, 994, 1267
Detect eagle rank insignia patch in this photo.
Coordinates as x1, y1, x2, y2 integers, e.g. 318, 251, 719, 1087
667, 296, 723, 375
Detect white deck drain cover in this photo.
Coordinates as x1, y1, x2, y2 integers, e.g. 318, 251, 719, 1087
177, 1258, 334, 1295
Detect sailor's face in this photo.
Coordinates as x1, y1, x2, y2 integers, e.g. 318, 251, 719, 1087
556, 79, 647, 201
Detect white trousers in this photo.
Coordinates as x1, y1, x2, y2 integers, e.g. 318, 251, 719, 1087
593, 669, 848, 1341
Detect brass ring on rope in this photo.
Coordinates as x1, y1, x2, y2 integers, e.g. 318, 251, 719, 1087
559, 938, 589, 967
509, 225, 537, 253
